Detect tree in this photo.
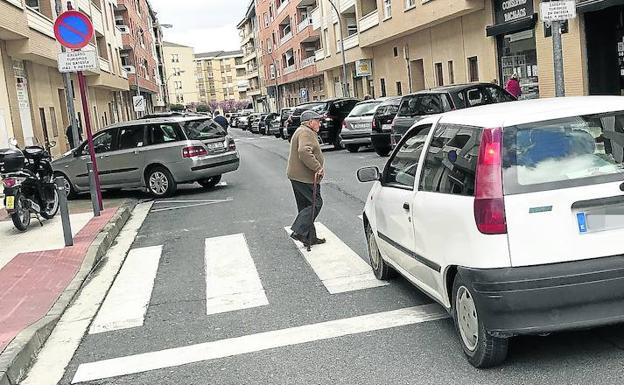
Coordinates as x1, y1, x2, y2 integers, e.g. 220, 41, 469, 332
196, 104, 210, 113
169, 103, 185, 111
219, 99, 236, 113
235, 100, 251, 111
208, 100, 219, 113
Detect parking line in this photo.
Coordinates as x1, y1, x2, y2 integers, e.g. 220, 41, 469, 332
89, 245, 162, 334
71, 304, 448, 383
150, 198, 233, 213
204, 233, 268, 315
285, 222, 388, 294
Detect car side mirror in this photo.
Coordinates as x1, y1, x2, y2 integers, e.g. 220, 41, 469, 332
357, 166, 381, 183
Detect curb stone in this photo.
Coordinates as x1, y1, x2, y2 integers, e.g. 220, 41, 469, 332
0, 199, 138, 385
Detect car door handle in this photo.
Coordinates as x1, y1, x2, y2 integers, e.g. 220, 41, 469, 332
403, 203, 410, 211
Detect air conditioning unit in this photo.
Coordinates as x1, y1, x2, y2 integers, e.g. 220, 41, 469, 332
122, 65, 136, 74
117, 25, 130, 34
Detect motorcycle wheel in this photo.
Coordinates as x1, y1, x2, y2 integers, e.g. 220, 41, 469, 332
40, 187, 59, 220
11, 193, 31, 232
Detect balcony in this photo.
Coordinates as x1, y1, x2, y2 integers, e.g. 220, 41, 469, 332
277, 0, 289, 16
283, 64, 296, 75
311, 7, 321, 30
242, 51, 256, 63
246, 69, 259, 79
359, 10, 379, 32
314, 49, 325, 62
298, 18, 312, 33
26, 8, 54, 38
301, 56, 315, 68
339, 0, 356, 13
92, 6, 104, 34
99, 57, 110, 73
337, 33, 359, 52
280, 31, 293, 46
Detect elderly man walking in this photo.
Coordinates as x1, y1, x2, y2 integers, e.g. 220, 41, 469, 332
287, 110, 326, 248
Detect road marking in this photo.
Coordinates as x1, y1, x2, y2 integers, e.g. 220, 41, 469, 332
20, 203, 153, 385
150, 198, 233, 213
205, 233, 268, 315
89, 245, 162, 334
72, 304, 447, 383
285, 222, 388, 294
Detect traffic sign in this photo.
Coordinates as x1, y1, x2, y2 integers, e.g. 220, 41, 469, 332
58, 50, 98, 73
133, 96, 146, 112
54, 10, 94, 50
540, 1, 576, 22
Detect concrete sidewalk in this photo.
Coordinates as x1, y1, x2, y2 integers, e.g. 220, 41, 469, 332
0, 200, 137, 385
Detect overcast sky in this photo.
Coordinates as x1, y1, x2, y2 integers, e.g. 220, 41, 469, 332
150, 0, 249, 53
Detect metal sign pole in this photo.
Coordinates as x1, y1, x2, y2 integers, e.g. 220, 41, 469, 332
552, 20, 566, 97
77, 71, 103, 213
55, 177, 73, 246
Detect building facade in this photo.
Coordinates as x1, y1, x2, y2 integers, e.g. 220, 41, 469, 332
195, 50, 246, 105
114, 0, 160, 117
0, 0, 131, 156
162, 41, 199, 106
256, 0, 326, 110
309, 0, 624, 101
238, 0, 264, 110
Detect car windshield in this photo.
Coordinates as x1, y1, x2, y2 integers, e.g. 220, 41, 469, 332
349, 102, 381, 117
398, 95, 446, 117
293, 103, 326, 116
181, 119, 226, 140
503, 112, 624, 194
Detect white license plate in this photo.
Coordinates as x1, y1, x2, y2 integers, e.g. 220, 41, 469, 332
382, 124, 392, 131
208, 142, 224, 150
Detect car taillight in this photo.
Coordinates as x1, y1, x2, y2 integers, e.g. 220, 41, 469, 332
3, 177, 16, 188
371, 118, 377, 130
342, 121, 347, 129
182, 146, 208, 158
228, 139, 236, 151
474, 127, 507, 235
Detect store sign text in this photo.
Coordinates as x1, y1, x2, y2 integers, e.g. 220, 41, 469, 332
495, 0, 533, 24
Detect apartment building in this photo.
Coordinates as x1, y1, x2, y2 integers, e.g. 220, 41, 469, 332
195, 50, 246, 105
238, 0, 264, 110
150, 5, 167, 111
256, 0, 325, 110
114, 0, 161, 117
0, 0, 130, 156
162, 41, 198, 106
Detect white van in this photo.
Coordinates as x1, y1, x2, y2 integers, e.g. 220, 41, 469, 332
358, 96, 624, 367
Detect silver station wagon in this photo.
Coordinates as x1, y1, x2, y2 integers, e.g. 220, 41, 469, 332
53, 116, 240, 198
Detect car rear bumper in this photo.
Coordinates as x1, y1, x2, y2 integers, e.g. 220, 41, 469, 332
460, 255, 624, 337
371, 132, 391, 149
172, 151, 240, 183
340, 131, 371, 146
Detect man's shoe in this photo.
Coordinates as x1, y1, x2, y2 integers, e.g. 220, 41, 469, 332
310, 237, 326, 245
290, 232, 309, 246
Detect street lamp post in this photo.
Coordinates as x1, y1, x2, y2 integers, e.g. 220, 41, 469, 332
327, 0, 349, 97
257, 46, 280, 113
165, 70, 185, 106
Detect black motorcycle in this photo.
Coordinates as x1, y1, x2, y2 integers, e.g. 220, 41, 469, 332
0, 144, 59, 231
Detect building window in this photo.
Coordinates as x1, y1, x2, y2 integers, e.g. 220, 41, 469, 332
435, 62, 444, 86
380, 78, 387, 97
25, 0, 52, 17
393, 47, 398, 57
448, 60, 455, 84
468, 56, 479, 82
405, 0, 416, 9
396, 81, 402, 96
171, 54, 179, 63
383, 0, 392, 19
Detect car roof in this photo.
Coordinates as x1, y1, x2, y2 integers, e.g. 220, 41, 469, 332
377, 96, 402, 106
438, 96, 624, 128
403, 83, 499, 97
106, 115, 213, 130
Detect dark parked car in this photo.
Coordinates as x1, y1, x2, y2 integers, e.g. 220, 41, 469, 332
315, 98, 360, 149
371, 97, 402, 156
229, 113, 239, 128
391, 83, 516, 146
279, 108, 293, 139
259, 113, 277, 135
285, 102, 326, 140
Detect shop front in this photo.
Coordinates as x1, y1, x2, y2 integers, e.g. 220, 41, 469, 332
579, 0, 624, 95
487, 0, 540, 99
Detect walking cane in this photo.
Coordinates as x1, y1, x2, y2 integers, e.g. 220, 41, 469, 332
307, 173, 318, 252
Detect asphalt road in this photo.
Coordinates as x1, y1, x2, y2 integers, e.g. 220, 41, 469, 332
51, 129, 624, 385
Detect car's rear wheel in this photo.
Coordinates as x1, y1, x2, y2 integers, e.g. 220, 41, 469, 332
452, 273, 508, 368
366, 224, 397, 280
346, 144, 360, 153
199, 175, 222, 189
374, 146, 391, 157
333, 136, 344, 150
54, 172, 78, 199
146, 166, 177, 198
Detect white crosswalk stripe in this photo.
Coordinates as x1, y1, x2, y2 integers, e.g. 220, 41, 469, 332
71, 304, 448, 383
205, 233, 269, 315
90, 245, 162, 334
285, 222, 389, 294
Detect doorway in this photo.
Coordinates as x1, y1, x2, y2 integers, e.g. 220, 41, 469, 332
585, 6, 624, 95
410, 59, 425, 91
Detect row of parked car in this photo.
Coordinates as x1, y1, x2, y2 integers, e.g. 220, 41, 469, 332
228, 82, 517, 156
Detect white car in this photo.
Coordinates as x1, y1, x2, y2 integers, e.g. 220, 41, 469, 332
358, 96, 624, 368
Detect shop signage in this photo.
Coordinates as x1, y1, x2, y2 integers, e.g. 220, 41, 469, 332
540, 1, 576, 22
355, 59, 372, 77
495, 0, 534, 24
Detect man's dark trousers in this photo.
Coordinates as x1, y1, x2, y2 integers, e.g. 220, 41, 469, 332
290, 180, 323, 241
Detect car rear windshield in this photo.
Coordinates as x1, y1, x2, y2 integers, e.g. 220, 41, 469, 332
349, 102, 381, 117
181, 119, 226, 140
397, 94, 450, 117
293, 103, 326, 116
502, 111, 624, 194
